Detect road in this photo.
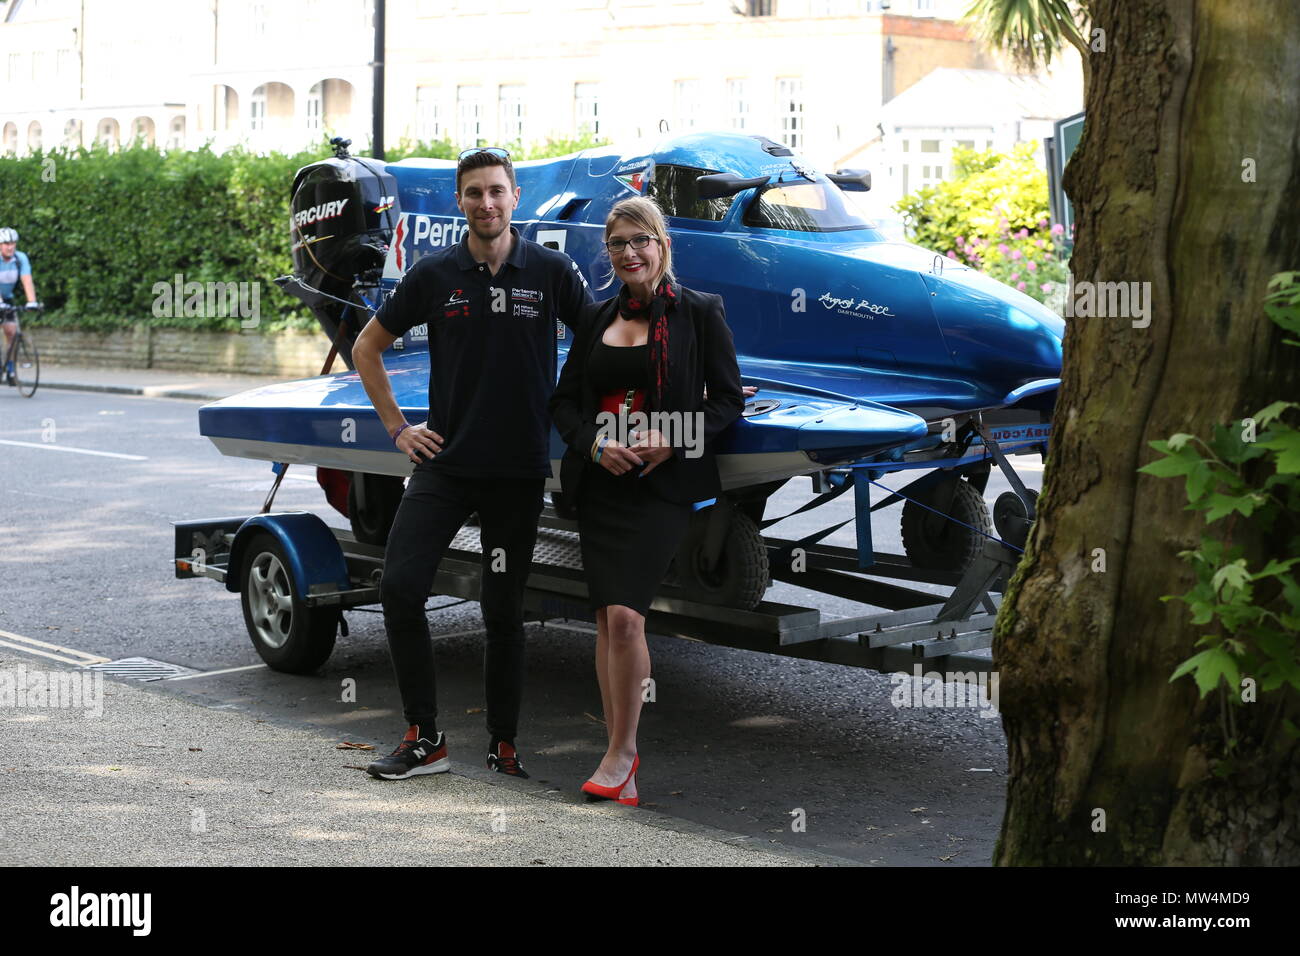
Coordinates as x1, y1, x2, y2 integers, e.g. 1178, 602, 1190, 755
1, 386, 1043, 865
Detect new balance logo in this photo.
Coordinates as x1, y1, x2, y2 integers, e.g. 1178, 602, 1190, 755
412, 747, 427, 759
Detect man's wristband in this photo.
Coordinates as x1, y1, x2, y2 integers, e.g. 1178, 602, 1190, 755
591, 434, 607, 462
390, 422, 411, 445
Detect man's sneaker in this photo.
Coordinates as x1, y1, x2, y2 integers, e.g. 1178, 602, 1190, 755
366, 726, 449, 780
487, 740, 529, 778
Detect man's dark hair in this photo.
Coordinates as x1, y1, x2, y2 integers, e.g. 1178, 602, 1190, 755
456, 150, 516, 192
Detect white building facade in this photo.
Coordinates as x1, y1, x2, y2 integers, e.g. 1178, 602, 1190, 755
0, 0, 1079, 213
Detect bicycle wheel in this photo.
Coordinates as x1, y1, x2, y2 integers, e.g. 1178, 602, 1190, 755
13, 333, 38, 398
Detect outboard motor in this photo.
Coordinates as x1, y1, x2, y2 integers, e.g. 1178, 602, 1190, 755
276, 136, 399, 370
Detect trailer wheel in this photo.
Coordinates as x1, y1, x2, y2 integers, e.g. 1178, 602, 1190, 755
348, 473, 405, 546
672, 512, 770, 610
240, 532, 338, 673
900, 477, 991, 573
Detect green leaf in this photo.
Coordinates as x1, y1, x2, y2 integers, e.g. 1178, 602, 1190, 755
1258, 427, 1300, 473
1202, 493, 1256, 522
1170, 648, 1242, 698
1211, 561, 1251, 595
1166, 433, 1196, 452
1254, 401, 1297, 429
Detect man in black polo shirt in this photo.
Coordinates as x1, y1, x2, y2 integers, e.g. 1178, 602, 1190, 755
351, 147, 591, 780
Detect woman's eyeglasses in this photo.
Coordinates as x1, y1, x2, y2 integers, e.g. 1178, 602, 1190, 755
458, 146, 511, 161
605, 234, 659, 255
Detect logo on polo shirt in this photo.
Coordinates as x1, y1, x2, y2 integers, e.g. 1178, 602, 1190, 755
443, 287, 470, 318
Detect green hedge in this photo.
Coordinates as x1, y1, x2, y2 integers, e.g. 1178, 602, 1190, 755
2, 142, 332, 331
894, 143, 1071, 309
0, 133, 607, 332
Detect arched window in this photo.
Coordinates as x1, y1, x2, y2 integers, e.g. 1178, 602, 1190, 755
97, 117, 120, 149
26, 121, 42, 153
306, 82, 323, 132
249, 86, 267, 132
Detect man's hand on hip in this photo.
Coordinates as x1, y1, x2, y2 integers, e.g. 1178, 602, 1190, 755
397, 422, 444, 462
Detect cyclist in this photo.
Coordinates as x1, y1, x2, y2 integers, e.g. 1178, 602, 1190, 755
0, 227, 40, 382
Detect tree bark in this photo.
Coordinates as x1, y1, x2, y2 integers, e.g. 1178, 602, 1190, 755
994, 0, 1300, 865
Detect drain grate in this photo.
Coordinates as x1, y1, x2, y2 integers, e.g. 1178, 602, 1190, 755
88, 657, 196, 682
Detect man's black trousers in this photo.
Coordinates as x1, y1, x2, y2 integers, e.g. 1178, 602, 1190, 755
379, 466, 545, 743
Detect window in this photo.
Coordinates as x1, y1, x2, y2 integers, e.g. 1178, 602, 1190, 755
920, 139, 940, 152
674, 80, 701, 131
306, 83, 323, 132
648, 164, 734, 222
727, 79, 750, 130
743, 181, 872, 233
574, 82, 600, 136
168, 116, 186, 150
31, 51, 44, 82
956, 139, 975, 150
745, 0, 774, 15
456, 85, 483, 146
776, 78, 803, 150
498, 85, 525, 144
416, 86, 442, 141
8, 53, 21, 84
249, 86, 267, 132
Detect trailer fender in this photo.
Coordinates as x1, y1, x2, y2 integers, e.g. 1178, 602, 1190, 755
225, 512, 351, 598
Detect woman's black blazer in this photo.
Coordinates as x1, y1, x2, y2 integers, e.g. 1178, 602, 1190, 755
548, 286, 745, 515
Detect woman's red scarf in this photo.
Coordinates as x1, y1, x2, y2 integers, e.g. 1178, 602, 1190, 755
617, 278, 677, 412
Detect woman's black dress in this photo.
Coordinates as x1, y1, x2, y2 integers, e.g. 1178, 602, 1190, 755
577, 340, 692, 616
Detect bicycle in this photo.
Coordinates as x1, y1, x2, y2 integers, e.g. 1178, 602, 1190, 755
0, 301, 41, 398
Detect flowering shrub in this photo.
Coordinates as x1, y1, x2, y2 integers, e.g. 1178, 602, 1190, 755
895, 143, 1072, 309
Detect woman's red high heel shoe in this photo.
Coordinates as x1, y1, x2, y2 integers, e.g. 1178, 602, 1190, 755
617, 773, 639, 807
581, 754, 639, 802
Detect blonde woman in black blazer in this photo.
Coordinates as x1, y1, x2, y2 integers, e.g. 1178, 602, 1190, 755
548, 196, 744, 806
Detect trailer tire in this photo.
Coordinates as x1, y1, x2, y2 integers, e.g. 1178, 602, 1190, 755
672, 511, 770, 610
900, 477, 991, 573
348, 473, 405, 546
240, 532, 338, 673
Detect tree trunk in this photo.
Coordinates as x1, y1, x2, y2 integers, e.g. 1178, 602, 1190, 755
994, 0, 1300, 865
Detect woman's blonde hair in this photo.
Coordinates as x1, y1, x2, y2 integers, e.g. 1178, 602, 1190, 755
602, 195, 674, 289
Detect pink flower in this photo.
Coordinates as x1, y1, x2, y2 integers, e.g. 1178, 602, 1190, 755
955, 235, 965, 244
998, 243, 1009, 254
1026, 260, 1037, 272
1050, 223, 1064, 236
946, 251, 958, 259
1015, 229, 1029, 239
1017, 281, 1026, 291
1009, 272, 1020, 281
1011, 249, 1023, 260
1041, 283, 1053, 292
1037, 217, 1049, 228
1035, 239, 1045, 248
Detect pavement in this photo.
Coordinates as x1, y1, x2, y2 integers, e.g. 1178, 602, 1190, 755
5, 364, 834, 867
0, 649, 832, 867
40, 363, 290, 402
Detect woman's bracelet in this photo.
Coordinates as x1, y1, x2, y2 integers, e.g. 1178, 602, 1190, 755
591, 434, 607, 462
390, 422, 410, 445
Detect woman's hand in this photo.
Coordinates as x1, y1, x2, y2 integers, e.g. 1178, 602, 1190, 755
705, 384, 758, 399
598, 438, 645, 475
627, 429, 674, 476
396, 422, 444, 463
